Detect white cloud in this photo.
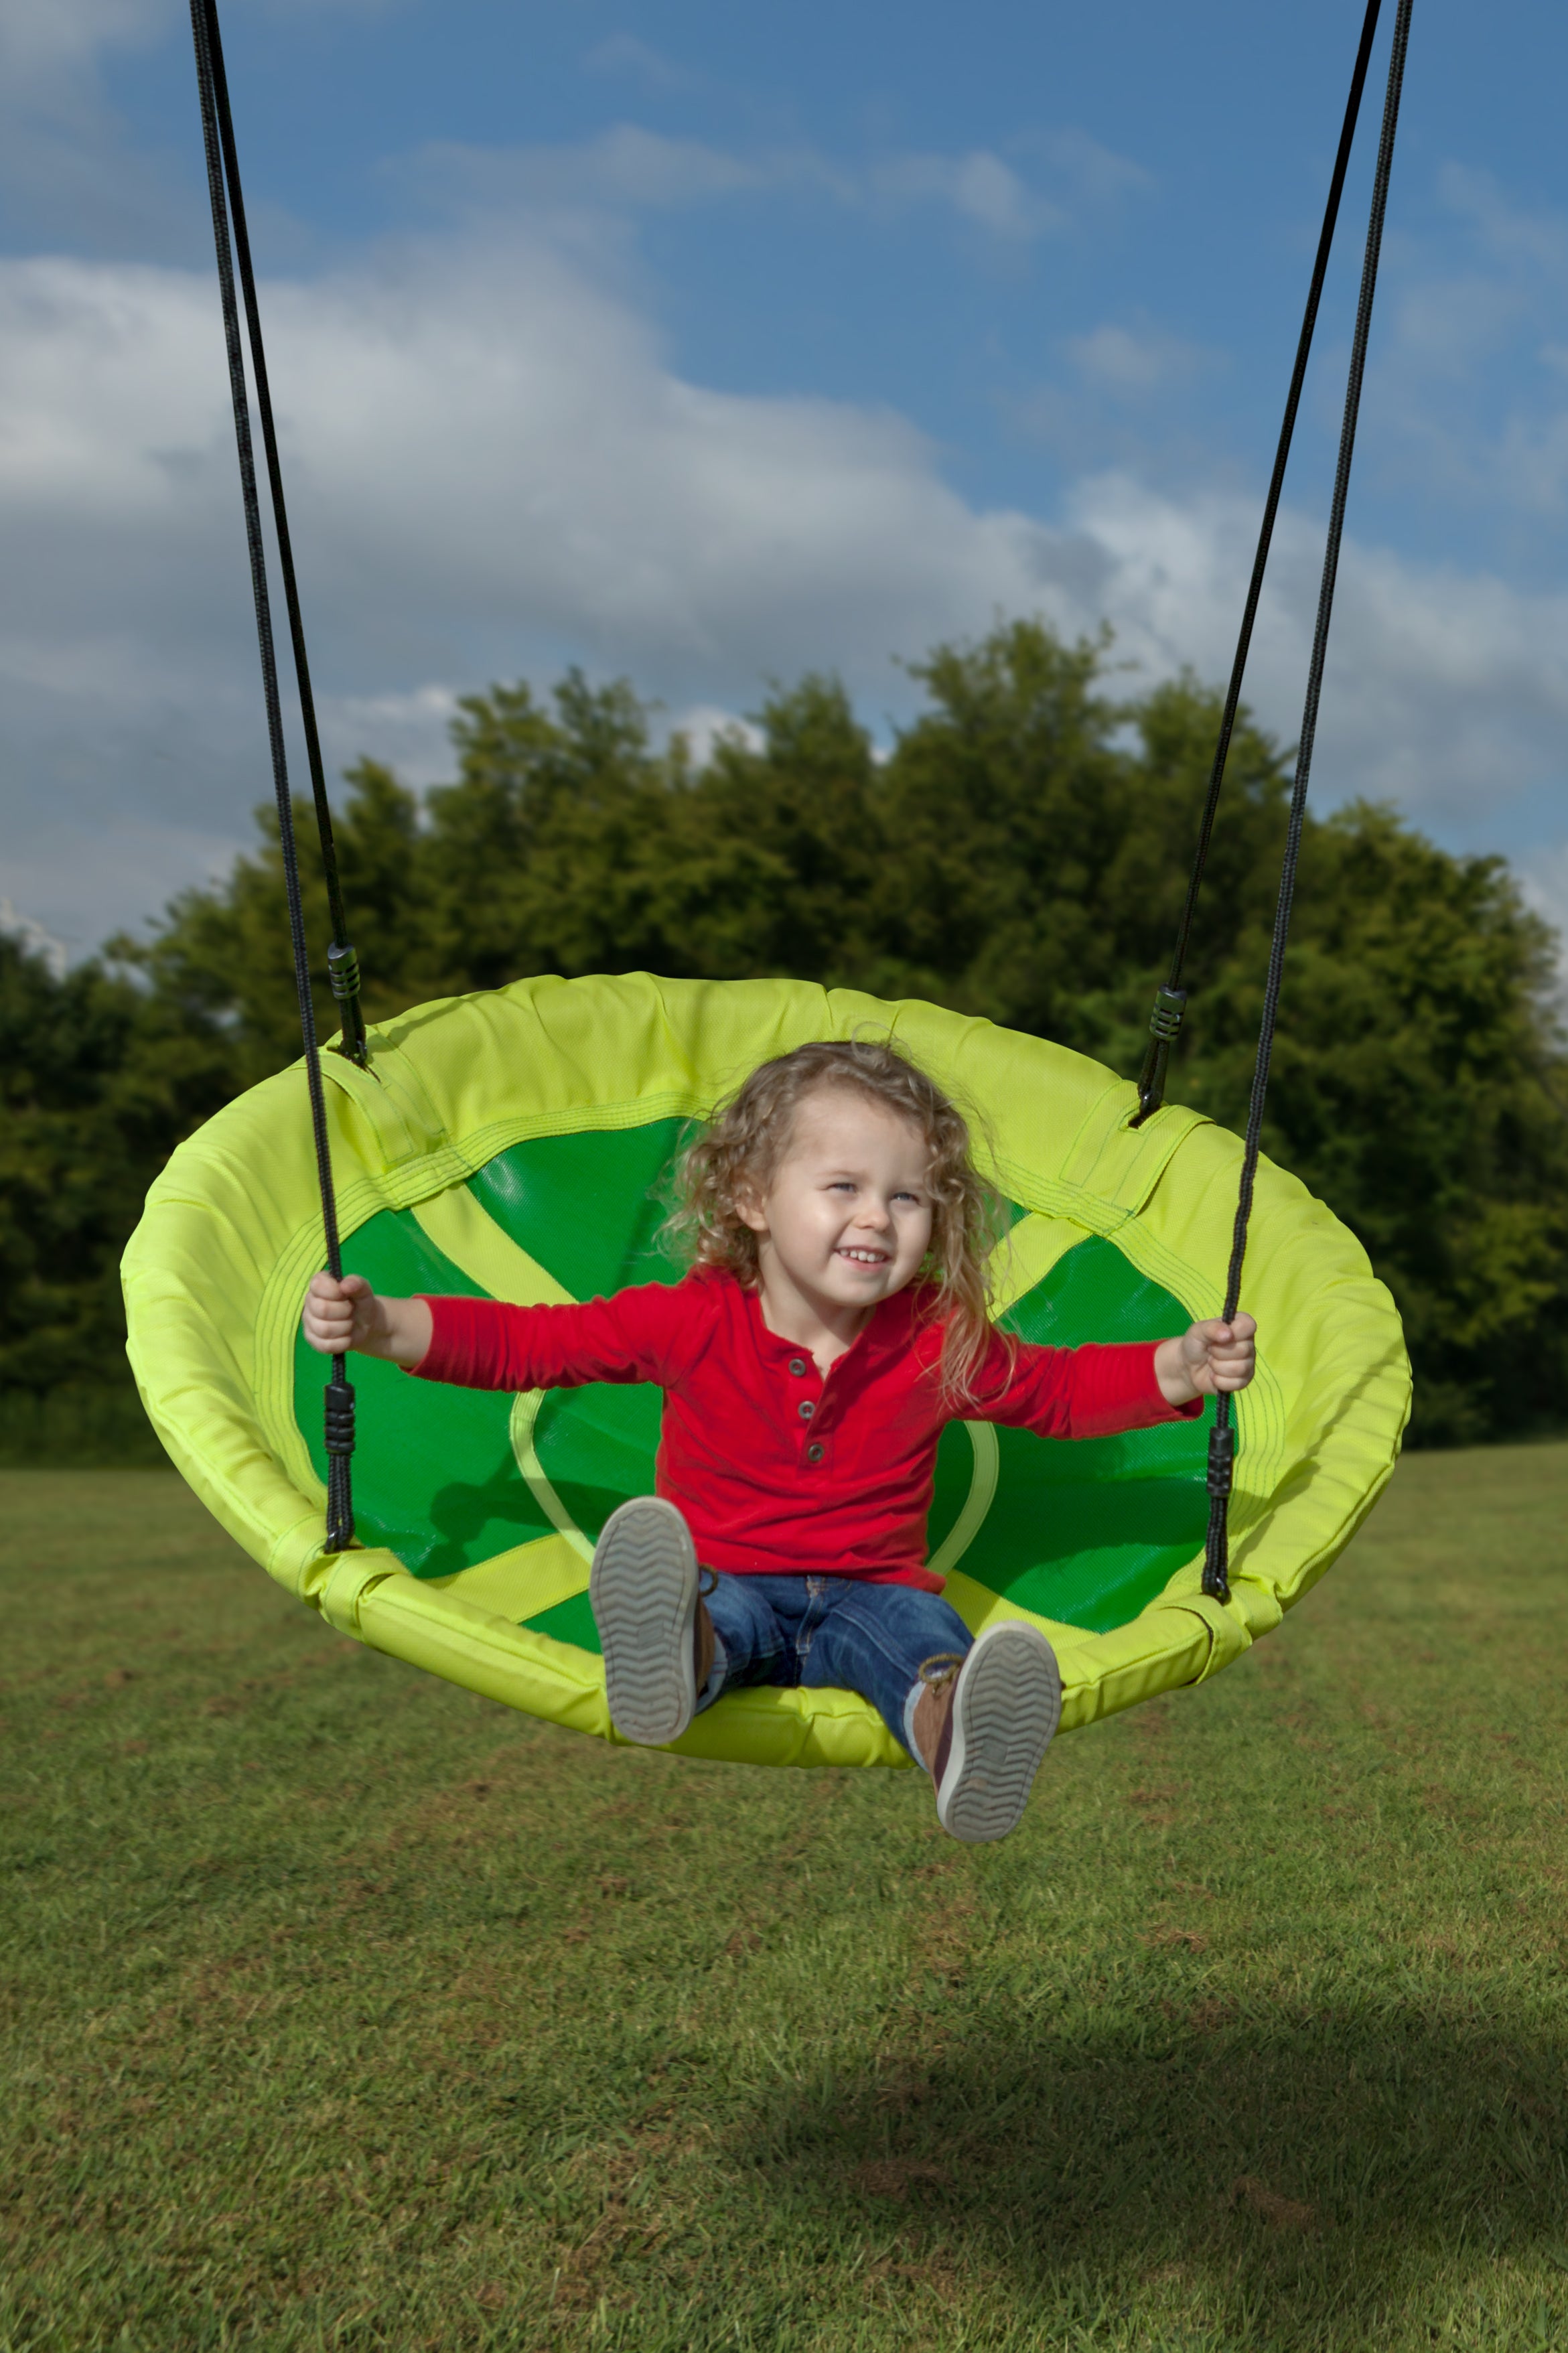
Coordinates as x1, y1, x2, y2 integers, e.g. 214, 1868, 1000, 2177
315, 683, 460, 788
1439, 161, 1568, 275
0, 894, 69, 975
1031, 125, 1153, 206
415, 127, 775, 218
1366, 168, 1568, 524
1068, 322, 1210, 397
664, 704, 765, 764
1052, 474, 1568, 825
1, 810, 244, 956
0, 0, 165, 90
415, 126, 1076, 249
0, 0, 394, 85
0, 0, 185, 250
1518, 844, 1568, 968
2, 216, 1567, 956
0, 0, 409, 248
867, 150, 1060, 242
0, 228, 1055, 942
583, 33, 696, 96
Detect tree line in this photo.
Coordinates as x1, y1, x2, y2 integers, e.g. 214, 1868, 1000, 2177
3, 620, 1563, 1455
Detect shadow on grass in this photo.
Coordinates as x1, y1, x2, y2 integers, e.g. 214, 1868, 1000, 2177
738, 1999, 1568, 2332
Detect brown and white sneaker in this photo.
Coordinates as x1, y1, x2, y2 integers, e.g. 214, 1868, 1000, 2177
912, 1622, 1062, 1843
589, 1496, 715, 1747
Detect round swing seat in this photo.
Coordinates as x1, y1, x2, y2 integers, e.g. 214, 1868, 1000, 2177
123, 973, 1409, 1768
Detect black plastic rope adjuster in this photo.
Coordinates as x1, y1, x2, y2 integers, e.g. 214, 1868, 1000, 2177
324, 1367, 356, 1552
1205, 1419, 1235, 1500
326, 939, 368, 1066
1133, 986, 1189, 1125
324, 1372, 356, 1457
1148, 985, 1188, 1044
327, 940, 360, 1003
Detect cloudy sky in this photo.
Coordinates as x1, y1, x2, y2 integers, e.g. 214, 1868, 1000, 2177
2, 0, 1567, 960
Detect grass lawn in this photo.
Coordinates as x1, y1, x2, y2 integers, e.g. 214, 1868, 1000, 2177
2, 1446, 1566, 2352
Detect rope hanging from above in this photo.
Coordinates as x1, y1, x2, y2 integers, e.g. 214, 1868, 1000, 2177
1135, 0, 1386, 1127
1202, 0, 1415, 1606
187, 0, 358, 1549
189, 0, 368, 1069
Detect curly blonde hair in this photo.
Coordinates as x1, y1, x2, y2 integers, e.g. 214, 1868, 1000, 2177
664, 1038, 1010, 1407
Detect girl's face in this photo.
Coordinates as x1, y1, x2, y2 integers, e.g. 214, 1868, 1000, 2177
739, 1087, 934, 1317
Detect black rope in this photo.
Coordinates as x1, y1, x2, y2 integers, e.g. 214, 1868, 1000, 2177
1134, 0, 1385, 1125
1203, 0, 1413, 1606
196, 0, 368, 1069
189, 0, 356, 1551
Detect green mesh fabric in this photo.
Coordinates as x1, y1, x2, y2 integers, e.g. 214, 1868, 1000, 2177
295, 1121, 1210, 1642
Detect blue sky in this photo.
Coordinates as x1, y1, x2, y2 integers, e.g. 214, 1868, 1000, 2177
1, 0, 1566, 958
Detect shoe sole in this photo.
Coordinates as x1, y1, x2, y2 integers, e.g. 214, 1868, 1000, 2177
589, 1496, 700, 1748
938, 1622, 1062, 1844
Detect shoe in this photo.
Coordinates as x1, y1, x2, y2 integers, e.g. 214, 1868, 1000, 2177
913, 1622, 1062, 1844
589, 1496, 713, 1746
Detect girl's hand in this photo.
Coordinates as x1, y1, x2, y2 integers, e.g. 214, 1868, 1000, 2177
1154, 1314, 1257, 1407
301, 1273, 433, 1368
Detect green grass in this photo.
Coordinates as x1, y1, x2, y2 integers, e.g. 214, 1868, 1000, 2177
2, 1449, 1566, 2353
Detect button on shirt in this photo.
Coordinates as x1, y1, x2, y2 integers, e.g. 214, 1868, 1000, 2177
411, 1265, 1198, 1591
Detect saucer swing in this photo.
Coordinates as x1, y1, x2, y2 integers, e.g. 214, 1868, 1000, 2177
123, 0, 1413, 1770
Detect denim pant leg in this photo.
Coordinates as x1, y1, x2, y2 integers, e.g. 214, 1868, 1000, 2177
799, 1581, 973, 1755
698, 1572, 800, 1711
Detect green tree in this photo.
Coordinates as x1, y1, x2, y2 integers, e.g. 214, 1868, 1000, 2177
1188, 805, 1568, 1443
11, 620, 1566, 1448
0, 931, 232, 1453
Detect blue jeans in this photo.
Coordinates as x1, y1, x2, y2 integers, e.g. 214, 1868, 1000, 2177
700, 1573, 973, 1757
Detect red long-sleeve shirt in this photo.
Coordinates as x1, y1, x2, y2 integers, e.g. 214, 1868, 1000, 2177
411, 1266, 1197, 1591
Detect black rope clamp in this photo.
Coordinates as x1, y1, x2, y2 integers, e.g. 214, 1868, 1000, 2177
1147, 985, 1188, 1045
327, 940, 360, 1002
324, 1376, 356, 1457
1206, 1420, 1235, 1500
327, 939, 369, 1067
1133, 985, 1189, 1125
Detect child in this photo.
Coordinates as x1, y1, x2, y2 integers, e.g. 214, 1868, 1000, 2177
303, 1038, 1255, 1843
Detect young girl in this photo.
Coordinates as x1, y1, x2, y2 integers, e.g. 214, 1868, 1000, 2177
303, 1040, 1255, 1843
